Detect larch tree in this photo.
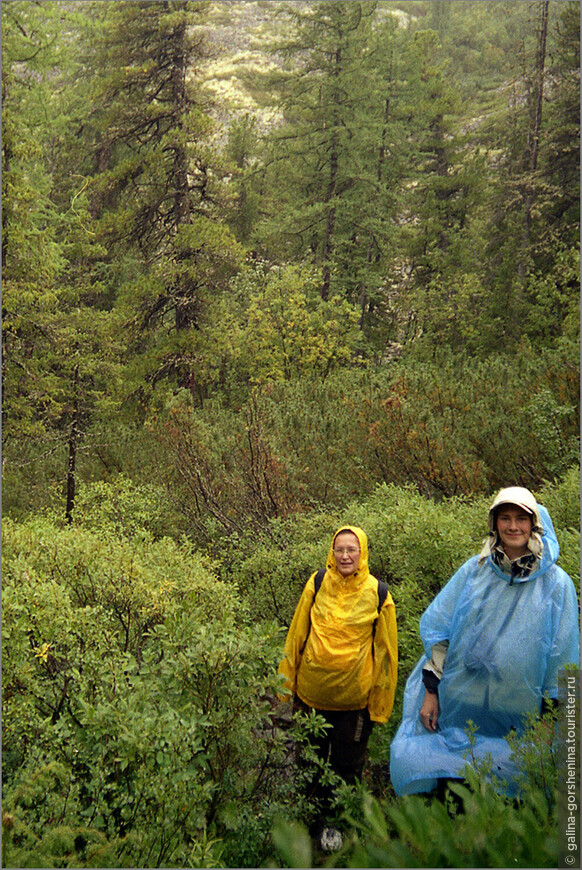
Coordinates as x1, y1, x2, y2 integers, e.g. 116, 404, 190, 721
388, 23, 488, 357
539, 0, 579, 248
81, 0, 243, 406
256, 1, 385, 302
1, 1, 116, 521
480, 0, 554, 343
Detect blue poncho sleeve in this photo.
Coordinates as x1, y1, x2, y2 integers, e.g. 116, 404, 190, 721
543, 565, 580, 697
420, 557, 478, 658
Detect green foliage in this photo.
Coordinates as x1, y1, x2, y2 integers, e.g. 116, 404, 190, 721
541, 1, 580, 247
2, 514, 294, 869
271, 714, 563, 869
2, 467, 578, 868
77, 0, 245, 410
3, 1, 580, 525
539, 465, 581, 533
2, 4, 580, 864
229, 480, 486, 626
1, 2, 124, 523
254, 0, 398, 301
361, 348, 579, 496
150, 344, 579, 556
72, 475, 176, 540
271, 818, 313, 870
170, 261, 362, 402
351, 780, 557, 868
241, 265, 361, 384
537, 468, 581, 596
522, 245, 580, 346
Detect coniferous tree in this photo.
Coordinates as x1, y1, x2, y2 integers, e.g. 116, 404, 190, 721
521, 0, 580, 346
256, 1, 383, 302
385, 23, 488, 357
2, 0, 578, 525
82, 1, 243, 403
480, 0, 555, 344
224, 113, 260, 245
2, 1, 65, 476
2, 1, 116, 519
540, 0, 579, 248
335, 10, 407, 332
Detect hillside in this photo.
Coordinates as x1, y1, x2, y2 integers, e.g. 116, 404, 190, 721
195, 1, 414, 125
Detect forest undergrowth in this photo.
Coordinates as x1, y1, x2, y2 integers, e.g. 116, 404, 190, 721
2, 468, 579, 868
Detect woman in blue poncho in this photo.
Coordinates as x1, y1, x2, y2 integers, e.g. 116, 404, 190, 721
390, 486, 580, 798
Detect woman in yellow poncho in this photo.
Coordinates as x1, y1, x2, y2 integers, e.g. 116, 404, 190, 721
278, 526, 397, 851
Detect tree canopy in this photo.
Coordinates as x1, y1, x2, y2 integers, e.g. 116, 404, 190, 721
3, 0, 579, 522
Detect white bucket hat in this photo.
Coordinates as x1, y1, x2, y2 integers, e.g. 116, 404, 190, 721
479, 486, 544, 563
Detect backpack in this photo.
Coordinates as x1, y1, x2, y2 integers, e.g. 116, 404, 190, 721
313, 568, 389, 634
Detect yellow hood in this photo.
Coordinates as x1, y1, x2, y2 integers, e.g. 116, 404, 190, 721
326, 525, 370, 584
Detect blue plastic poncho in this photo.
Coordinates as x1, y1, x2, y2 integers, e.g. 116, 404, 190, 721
390, 503, 580, 796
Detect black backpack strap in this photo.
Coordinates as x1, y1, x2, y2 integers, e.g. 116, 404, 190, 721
377, 579, 388, 613
314, 568, 326, 595
301, 569, 326, 655
372, 579, 390, 643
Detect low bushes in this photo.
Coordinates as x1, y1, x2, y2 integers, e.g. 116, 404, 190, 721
2, 517, 293, 868
152, 345, 580, 547
2, 468, 579, 867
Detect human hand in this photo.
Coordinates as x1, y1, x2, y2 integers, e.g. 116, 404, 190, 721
420, 690, 439, 731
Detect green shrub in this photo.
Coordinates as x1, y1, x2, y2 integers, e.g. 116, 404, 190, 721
151, 347, 579, 546
3, 468, 578, 868
1, 517, 295, 869
538, 466, 581, 594
72, 474, 176, 540
271, 714, 563, 869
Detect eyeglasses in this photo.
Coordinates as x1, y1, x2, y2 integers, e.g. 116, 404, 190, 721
333, 548, 360, 557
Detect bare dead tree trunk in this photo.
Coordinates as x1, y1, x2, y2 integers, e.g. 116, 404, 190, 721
321, 41, 342, 302
65, 365, 80, 524
522, 0, 549, 254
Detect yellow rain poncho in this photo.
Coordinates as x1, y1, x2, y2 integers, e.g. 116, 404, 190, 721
278, 527, 397, 723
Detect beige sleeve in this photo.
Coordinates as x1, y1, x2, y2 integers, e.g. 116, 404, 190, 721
422, 639, 449, 680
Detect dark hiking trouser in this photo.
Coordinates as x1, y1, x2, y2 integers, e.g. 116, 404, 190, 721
436, 777, 465, 813
294, 698, 374, 826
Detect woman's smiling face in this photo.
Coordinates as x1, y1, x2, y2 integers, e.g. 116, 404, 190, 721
333, 531, 361, 577
495, 504, 533, 559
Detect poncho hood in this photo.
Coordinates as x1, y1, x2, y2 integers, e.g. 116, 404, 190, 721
326, 525, 370, 582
